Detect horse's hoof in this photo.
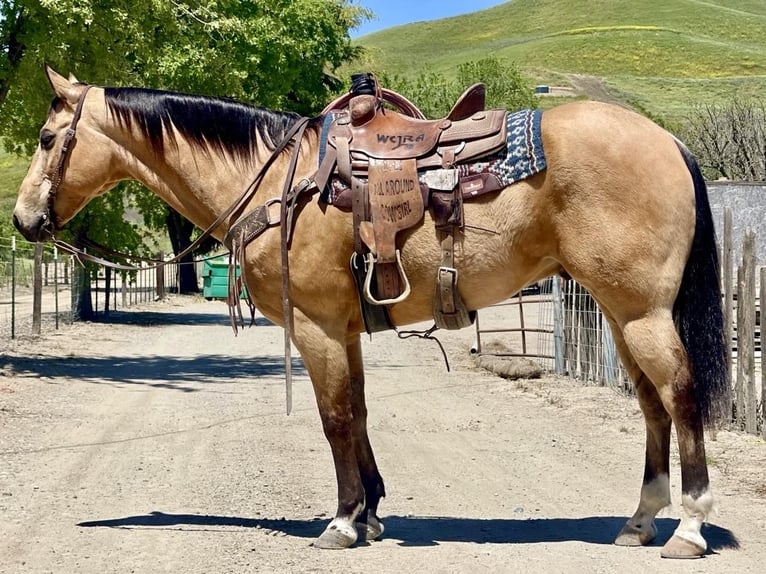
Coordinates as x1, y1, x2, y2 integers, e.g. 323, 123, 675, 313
313, 519, 358, 549
660, 535, 705, 559
614, 521, 657, 546
356, 514, 385, 541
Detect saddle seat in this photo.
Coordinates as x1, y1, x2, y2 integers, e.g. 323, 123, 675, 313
328, 87, 506, 173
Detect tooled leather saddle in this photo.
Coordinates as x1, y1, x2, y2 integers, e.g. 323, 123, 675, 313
318, 73, 509, 332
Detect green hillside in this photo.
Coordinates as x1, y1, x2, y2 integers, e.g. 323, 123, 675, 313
0, 147, 28, 236
353, 0, 766, 119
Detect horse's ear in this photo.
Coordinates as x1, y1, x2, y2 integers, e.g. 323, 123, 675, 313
44, 64, 81, 106
68, 72, 80, 84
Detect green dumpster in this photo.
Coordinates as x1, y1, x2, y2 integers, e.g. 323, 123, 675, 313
201, 257, 245, 299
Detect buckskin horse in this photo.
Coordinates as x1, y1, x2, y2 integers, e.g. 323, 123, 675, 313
13, 67, 727, 558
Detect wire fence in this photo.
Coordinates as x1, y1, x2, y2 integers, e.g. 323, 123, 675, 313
475, 212, 764, 438
475, 280, 630, 390
1, 237, 181, 341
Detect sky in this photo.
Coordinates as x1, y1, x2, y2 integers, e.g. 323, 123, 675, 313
351, 0, 509, 37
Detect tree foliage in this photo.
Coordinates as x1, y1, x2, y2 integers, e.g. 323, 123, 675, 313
379, 57, 537, 119
1, 1, 368, 290
681, 100, 766, 182
1, 0, 367, 150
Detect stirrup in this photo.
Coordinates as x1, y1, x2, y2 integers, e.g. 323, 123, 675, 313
363, 250, 411, 306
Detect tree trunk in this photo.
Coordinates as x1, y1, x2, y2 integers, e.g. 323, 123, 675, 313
71, 264, 95, 321
166, 208, 199, 294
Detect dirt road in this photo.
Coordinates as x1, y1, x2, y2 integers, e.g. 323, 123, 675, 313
1, 296, 764, 573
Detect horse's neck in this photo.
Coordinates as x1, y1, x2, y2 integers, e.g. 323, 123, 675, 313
106, 121, 312, 236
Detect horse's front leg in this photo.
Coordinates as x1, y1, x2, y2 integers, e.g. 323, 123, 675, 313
293, 318, 364, 549
347, 334, 386, 541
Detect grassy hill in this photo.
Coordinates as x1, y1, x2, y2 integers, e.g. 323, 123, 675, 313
0, 146, 28, 237
352, 0, 766, 119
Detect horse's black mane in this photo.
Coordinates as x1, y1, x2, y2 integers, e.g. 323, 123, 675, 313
102, 87, 322, 161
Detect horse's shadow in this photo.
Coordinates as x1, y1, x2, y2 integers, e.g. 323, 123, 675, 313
78, 512, 739, 552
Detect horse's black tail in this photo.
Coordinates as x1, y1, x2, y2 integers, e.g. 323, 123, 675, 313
673, 141, 729, 426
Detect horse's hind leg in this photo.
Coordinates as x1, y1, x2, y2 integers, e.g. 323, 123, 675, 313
620, 312, 713, 558
347, 335, 386, 541
606, 317, 672, 547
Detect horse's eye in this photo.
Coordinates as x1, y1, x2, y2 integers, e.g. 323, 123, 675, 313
39, 129, 55, 150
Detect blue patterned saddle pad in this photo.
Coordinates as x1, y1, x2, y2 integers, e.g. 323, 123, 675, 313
456, 108, 546, 186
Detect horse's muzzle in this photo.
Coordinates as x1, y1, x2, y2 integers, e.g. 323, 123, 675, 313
12, 209, 54, 243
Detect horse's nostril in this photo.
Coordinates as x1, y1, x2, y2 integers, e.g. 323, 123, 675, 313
12, 212, 21, 232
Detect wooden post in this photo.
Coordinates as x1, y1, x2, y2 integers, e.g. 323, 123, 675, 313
32, 243, 43, 335
761, 267, 766, 440
104, 266, 112, 316
722, 208, 734, 425
737, 231, 756, 432
156, 252, 165, 300
552, 277, 565, 375
563, 280, 576, 376
744, 233, 758, 435
735, 265, 745, 430
53, 246, 59, 330
518, 291, 527, 355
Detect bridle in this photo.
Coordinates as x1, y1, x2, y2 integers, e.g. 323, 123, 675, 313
43, 84, 311, 274
45, 85, 92, 233
44, 83, 315, 415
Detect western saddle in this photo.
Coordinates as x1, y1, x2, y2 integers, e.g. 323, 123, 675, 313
319, 73, 508, 332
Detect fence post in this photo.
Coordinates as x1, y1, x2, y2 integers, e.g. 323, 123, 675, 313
745, 232, 758, 435
156, 252, 165, 300
722, 208, 734, 425
761, 267, 766, 439
11, 236, 16, 339
93, 266, 99, 317
567, 282, 577, 375
32, 243, 43, 335
104, 266, 112, 316
54, 246, 59, 330
518, 291, 527, 355
473, 312, 483, 355
552, 276, 565, 375
736, 230, 756, 432
601, 321, 619, 388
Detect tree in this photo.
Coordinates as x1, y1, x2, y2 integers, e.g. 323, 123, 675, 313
1, 0, 368, 293
681, 100, 766, 181
379, 57, 537, 119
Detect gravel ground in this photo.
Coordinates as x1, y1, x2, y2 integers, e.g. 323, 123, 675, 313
1, 295, 764, 573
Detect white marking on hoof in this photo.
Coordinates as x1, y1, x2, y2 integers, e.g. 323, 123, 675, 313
313, 517, 358, 550
669, 489, 714, 553
661, 535, 705, 559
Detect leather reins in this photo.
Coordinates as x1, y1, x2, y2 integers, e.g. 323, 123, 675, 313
47, 84, 314, 415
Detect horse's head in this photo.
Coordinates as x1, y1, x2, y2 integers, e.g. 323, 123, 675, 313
13, 66, 119, 242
